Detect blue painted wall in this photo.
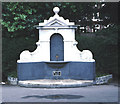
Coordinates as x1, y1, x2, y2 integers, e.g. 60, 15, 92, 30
50, 34, 64, 61
17, 61, 95, 81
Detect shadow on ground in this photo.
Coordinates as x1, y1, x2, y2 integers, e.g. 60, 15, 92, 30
22, 94, 84, 99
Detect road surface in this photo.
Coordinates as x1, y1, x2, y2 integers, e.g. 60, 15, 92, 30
1, 84, 119, 102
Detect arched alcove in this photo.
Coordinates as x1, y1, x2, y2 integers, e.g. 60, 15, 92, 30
50, 33, 64, 61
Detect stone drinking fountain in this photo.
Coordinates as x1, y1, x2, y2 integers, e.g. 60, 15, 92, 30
17, 7, 95, 87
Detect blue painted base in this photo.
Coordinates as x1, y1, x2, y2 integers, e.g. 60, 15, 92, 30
17, 61, 95, 81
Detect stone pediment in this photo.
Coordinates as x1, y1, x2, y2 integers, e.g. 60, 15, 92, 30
44, 19, 68, 27
38, 7, 74, 27
51, 22, 63, 26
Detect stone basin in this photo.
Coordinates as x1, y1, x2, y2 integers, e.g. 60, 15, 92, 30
45, 61, 69, 69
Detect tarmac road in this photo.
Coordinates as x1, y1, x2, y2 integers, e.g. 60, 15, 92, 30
1, 84, 119, 102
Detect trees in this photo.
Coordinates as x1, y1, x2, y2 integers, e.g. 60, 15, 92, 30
2, 2, 96, 34
76, 25, 118, 79
2, 2, 118, 34
2, 2, 118, 81
99, 2, 118, 25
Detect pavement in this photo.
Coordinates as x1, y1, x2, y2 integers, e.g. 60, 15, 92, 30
1, 84, 119, 102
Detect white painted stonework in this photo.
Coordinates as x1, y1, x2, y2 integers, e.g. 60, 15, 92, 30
17, 7, 95, 63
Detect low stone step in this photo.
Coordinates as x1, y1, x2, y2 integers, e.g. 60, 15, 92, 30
18, 79, 94, 88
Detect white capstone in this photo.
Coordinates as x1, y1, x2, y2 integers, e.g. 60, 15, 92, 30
53, 7, 60, 14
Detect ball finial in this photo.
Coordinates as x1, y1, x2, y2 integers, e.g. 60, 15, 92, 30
53, 7, 60, 14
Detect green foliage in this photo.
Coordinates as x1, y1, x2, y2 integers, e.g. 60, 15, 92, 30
2, 35, 37, 80
2, 2, 95, 34
2, 2, 118, 34
76, 25, 118, 79
2, 2, 37, 32
100, 2, 118, 25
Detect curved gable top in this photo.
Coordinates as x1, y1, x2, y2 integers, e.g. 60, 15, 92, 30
38, 7, 75, 27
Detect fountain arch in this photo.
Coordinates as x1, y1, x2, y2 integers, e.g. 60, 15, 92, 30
50, 33, 64, 61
